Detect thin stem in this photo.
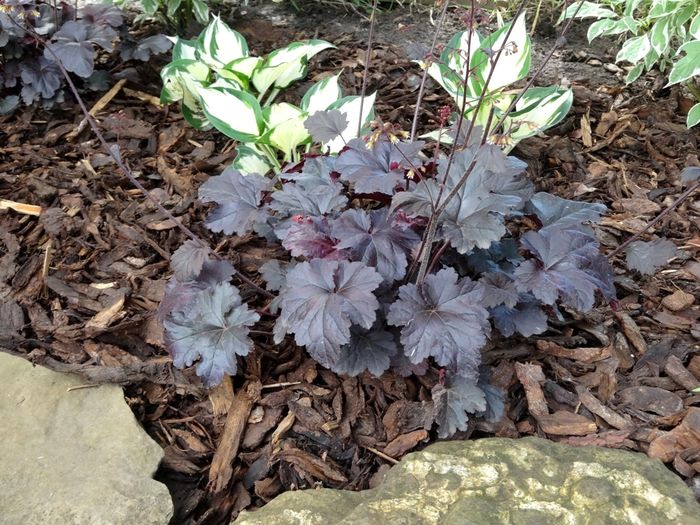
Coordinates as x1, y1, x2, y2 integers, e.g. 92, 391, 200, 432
685, 79, 700, 103
18, 20, 272, 298
410, 0, 450, 142
357, 0, 380, 136
608, 180, 700, 259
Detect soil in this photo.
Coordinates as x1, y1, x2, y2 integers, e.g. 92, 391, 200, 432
1, 2, 700, 524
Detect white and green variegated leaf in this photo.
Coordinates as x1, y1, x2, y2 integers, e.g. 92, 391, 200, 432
667, 40, 700, 85
624, 0, 644, 17
648, 0, 682, 19
182, 103, 210, 130
141, 0, 158, 16
587, 19, 618, 41
260, 103, 310, 158
197, 16, 249, 69
690, 12, 700, 40
616, 34, 651, 64
170, 37, 198, 61
473, 12, 531, 93
426, 62, 469, 100
166, 0, 183, 19
619, 15, 641, 34
191, 0, 209, 25
558, 1, 617, 23
687, 102, 700, 128
252, 40, 334, 94
301, 73, 343, 114
626, 62, 645, 83
197, 85, 264, 141
232, 144, 274, 175
324, 93, 376, 153
208, 76, 245, 90
223, 57, 262, 81
441, 29, 481, 78
507, 86, 573, 146
160, 59, 210, 103
649, 16, 672, 55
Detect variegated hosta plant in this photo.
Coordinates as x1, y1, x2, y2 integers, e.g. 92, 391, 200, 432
160, 16, 375, 173
420, 12, 573, 150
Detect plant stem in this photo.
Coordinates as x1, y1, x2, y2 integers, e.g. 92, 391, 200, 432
685, 79, 700, 103
357, 0, 379, 136
608, 179, 700, 259
409, 0, 450, 142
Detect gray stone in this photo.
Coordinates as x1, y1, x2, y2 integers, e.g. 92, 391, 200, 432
235, 437, 700, 525
0, 352, 172, 524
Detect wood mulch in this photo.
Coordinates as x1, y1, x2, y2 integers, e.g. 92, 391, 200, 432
1, 5, 699, 524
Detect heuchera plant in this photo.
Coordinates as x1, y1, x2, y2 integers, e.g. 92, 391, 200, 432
159, 106, 616, 437
0, 1, 170, 112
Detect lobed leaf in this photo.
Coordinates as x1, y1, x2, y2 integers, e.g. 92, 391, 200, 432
304, 110, 349, 144
170, 239, 211, 281
274, 259, 382, 368
332, 325, 398, 377
388, 268, 491, 378
432, 375, 487, 438
332, 208, 420, 282
164, 282, 259, 387
199, 167, 272, 235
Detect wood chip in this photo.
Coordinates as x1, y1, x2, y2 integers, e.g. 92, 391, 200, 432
537, 411, 598, 436
661, 290, 695, 312
664, 355, 700, 391
514, 362, 548, 417
208, 380, 261, 493
382, 429, 428, 458
575, 385, 633, 430
536, 340, 612, 363
275, 447, 348, 484
0, 199, 42, 216
615, 312, 647, 355
648, 408, 700, 462
618, 386, 684, 417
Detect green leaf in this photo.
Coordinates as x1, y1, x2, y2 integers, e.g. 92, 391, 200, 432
425, 62, 470, 100
166, 0, 183, 18
691, 12, 700, 40
197, 85, 264, 141
472, 12, 531, 93
649, 16, 671, 55
171, 38, 198, 61
232, 144, 274, 175
197, 16, 249, 69
191, 0, 209, 25
668, 40, 700, 85
301, 73, 343, 114
252, 40, 334, 94
223, 57, 261, 80
160, 59, 210, 103
644, 47, 660, 70
587, 19, 617, 42
507, 87, 573, 145
558, 1, 617, 23
616, 35, 651, 64
325, 93, 376, 153
687, 102, 700, 128
626, 62, 644, 83
441, 29, 481, 77
260, 103, 310, 158
141, 0, 158, 16
624, 0, 644, 17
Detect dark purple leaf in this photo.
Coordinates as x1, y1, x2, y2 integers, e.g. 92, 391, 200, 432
171, 239, 210, 281
119, 34, 172, 62
280, 156, 337, 188
44, 20, 105, 78
332, 208, 420, 282
282, 216, 345, 259
79, 4, 124, 27
465, 239, 522, 273
491, 297, 548, 337
304, 110, 349, 143
332, 325, 398, 376
432, 375, 487, 438
19, 57, 61, 99
513, 227, 604, 311
625, 239, 677, 275
274, 259, 382, 368
387, 268, 490, 378
259, 259, 296, 292
479, 272, 519, 308
164, 282, 259, 387
525, 192, 606, 232
270, 181, 347, 219
336, 137, 424, 195
157, 260, 235, 320
199, 167, 272, 235
392, 147, 531, 253
390, 352, 429, 377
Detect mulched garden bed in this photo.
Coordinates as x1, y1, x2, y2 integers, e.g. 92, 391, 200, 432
1, 3, 699, 524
